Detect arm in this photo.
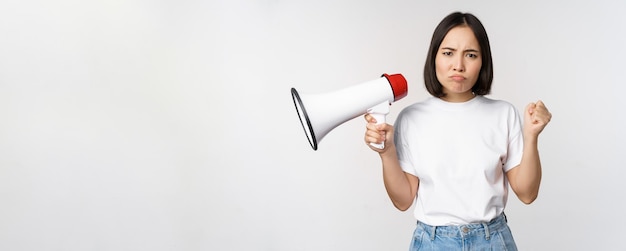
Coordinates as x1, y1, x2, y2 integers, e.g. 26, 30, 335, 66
506, 101, 552, 204
364, 114, 419, 211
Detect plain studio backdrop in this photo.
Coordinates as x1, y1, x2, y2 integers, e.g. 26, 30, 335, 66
1, 0, 625, 250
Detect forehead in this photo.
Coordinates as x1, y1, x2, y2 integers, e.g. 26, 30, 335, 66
439, 26, 480, 49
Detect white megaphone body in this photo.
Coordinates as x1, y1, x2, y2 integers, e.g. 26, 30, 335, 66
291, 73, 408, 150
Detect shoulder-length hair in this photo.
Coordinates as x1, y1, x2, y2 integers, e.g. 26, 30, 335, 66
423, 12, 493, 98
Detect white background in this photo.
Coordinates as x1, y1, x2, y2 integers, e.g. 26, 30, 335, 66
1, 0, 625, 250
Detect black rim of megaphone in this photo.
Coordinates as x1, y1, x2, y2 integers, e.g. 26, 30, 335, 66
291, 88, 318, 150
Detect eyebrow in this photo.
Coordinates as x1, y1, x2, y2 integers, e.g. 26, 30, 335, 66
441, 47, 480, 53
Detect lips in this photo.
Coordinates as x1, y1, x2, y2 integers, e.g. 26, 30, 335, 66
450, 75, 465, 81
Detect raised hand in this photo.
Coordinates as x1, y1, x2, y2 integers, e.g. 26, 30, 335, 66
523, 100, 552, 138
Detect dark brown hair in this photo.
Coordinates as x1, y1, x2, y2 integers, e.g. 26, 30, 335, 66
423, 12, 493, 98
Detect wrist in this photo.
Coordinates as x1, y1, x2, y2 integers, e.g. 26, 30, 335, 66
379, 145, 397, 159
523, 133, 539, 146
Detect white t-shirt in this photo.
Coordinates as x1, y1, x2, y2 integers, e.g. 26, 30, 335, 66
394, 95, 523, 226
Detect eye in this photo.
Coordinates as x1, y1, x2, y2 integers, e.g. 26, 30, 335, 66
442, 51, 452, 56
466, 53, 478, 58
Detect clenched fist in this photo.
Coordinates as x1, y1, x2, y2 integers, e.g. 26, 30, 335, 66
523, 100, 552, 138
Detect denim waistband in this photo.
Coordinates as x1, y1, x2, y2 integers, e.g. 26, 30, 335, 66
416, 213, 508, 240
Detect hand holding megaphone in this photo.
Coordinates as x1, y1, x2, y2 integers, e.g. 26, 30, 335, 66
364, 110, 394, 151
366, 101, 391, 149
291, 73, 408, 150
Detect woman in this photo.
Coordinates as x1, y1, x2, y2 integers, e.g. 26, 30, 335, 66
364, 12, 551, 250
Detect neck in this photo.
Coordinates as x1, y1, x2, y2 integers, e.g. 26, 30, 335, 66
441, 92, 476, 103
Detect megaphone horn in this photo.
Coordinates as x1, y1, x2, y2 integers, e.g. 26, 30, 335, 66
291, 73, 408, 150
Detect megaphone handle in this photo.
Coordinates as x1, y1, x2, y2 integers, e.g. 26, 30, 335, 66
367, 101, 390, 149
370, 113, 386, 149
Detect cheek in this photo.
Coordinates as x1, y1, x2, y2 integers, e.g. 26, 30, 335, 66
435, 58, 447, 74
435, 64, 446, 81
469, 61, 482, 77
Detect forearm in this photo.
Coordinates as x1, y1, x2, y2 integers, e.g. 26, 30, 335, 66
511, 136, 542, 204
379, 145, 418, 211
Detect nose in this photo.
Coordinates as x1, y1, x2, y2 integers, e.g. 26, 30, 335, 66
453, 56, 465, 72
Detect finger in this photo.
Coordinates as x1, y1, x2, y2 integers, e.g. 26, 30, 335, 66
364, 127, 377, 143
534, 103, 547, 112
365, 135, 380, 144
534, 101, 551, 114
365, 130, 384, 144
535, 102, 552, 121
532, 102, 551, 116
364, 113, 377, 123
531, 114, 545, 125
532, 108, 551, 123
534, 108, 550, 121
535, 100, 545, 109
534, 111, 552, 124
365, 122, 383, 136
366, 122, 383, 131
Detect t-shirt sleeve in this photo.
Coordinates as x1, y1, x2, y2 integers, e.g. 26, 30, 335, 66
503, 105, 523, 172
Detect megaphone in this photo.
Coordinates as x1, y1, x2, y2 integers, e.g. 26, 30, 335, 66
291, 73, 408, 150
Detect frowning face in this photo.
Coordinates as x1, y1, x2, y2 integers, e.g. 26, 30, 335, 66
435, 26, 482, 102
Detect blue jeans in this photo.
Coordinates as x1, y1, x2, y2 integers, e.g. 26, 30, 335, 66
409, 213, 517, 251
